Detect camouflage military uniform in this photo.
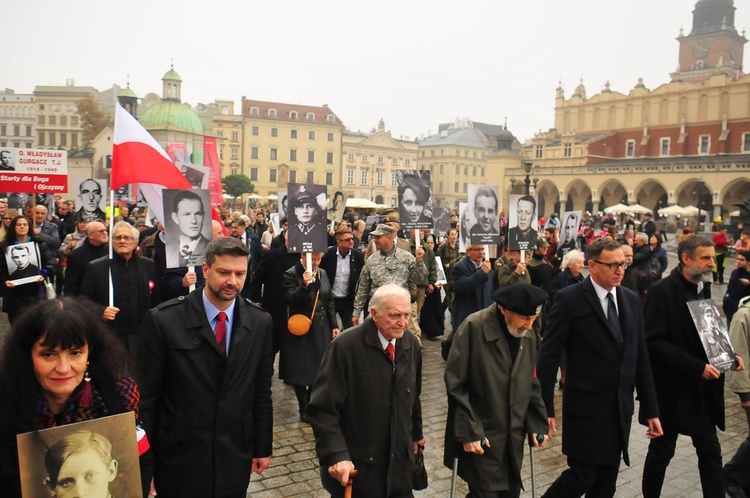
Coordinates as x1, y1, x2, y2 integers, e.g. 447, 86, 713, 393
353, 246, 428, 338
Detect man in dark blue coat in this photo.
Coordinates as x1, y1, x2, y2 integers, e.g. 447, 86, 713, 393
450, 244, 493, 333
537, 237, 662, 497
231, 217, 262, 300
320, 226, 364, 331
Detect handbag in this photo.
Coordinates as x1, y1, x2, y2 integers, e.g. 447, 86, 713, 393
412, 444, 428, 490
288, 288, 320, 336
44, 277, 56, 300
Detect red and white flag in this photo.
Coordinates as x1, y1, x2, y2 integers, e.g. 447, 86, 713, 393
113, 103, 193, 225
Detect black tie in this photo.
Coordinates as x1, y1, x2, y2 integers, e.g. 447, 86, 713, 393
606, 293, 623, 346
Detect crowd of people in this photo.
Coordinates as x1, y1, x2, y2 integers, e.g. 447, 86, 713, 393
0, 190, 748, 498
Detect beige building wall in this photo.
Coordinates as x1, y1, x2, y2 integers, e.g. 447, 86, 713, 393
0, 90, 36, 149
342, 125, 419, 207
34, 84, 97, 151
211, 100, 243, 177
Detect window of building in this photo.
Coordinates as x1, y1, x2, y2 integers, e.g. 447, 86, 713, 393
429, 164, 434, 174
377, 171, 383, 186
327, 132, 334, 142
347, 153, 354, 161
464, 183, 468, 193
231, 168, 238, 175
38, 132, 44, 146
439, 181, 443, 192
391, 157, 398, 166
307, 171, 314, 183
391, 173, 398, 187
744, 133, 750, 152
326, 172, 333, 185
347, 169, 355, 184
625, 140, 635, 157
481, 167, 485, 177
12, 141, 19, 148
420, 151, 425, 157
271, 128, 278, 137
38, 115, 44, 125
269, 109, 277, 117
218, 147, 223, 160
251, 107, 259, 116
327, 115, 335, 123
217, 130, 224, 138
252, 126, 259, 136
60, 116, 68, 126
269, 169, 277, 182
473, 151, 477, 158
660, 138, 670, 156
440, 149, 444, 156
289, 170, 296, 183
48, 132, 55, 146
306, 112, 314, 121
290, 149, 297, 162
454, 182, 459, 192
699, 135, 710, 154
270, 148, 277, 160
464, 166, 468, 175
49, 115, 57, 125
13, 125, 19, 136
60, 133, 67, 147
430, 150, 434, 156
326, 152, 334, 164
361, 170, 368, 185
405, 159, 410, 166
362, 154, 370, 162
563, 143, 572, 157
25, 142, 31, 148
308, 131, 315, 140
291, 129, 297, 139
439, 164, 443, 174
231, 131, 238, 142
250, 168, 258, 181
308, 150, 315, 162
71, 133, 78, 148
71, 116, 78, 126
377, 156, 384, 164
0, 125, 5, 136
535, 145, 543, 158
231, 147, 238, 160
290, 111, 298, 119
473, 166, 477, 176
251, 146, 259, 159
221, 105, 228, 115
455, 165, 459, 175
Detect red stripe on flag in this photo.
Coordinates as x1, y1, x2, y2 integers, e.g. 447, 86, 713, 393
112, 142, 191, 191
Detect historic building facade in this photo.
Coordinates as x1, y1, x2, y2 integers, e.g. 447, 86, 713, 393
33, 82, 98, 151
0, 89, 35, 149
513, 0, 749, 223
341, 119, 419, 206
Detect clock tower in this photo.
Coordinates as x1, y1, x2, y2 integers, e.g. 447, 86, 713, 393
671, 0, 747, 83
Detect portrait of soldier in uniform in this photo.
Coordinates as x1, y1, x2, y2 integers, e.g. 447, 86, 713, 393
287, 183, 327, 253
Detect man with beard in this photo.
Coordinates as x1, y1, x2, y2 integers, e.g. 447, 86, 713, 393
140, 237, 274, 498
538, 237, 662, 497
642, 235, 745, 498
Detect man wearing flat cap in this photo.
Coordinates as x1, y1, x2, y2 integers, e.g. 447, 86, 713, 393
352, 223, 428, 329
444, 283, 550, 496
537, 237, 662, 497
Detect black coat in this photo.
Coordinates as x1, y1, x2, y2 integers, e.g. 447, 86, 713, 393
63, 238, 108, 296
139, 290, 274, 497
645, 267, 725, 430
280, 264, 337, 385
537, 277, 659, 466
319, 246, 364, 302
307, 317, 423, 498
451, 256, 493, 332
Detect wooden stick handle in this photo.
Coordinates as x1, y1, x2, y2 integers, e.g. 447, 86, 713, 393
344, 469, 358, 498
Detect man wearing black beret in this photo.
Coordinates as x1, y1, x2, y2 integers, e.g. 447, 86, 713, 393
444, 283, 550, 496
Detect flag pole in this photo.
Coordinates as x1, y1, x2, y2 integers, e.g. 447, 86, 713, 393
188, 265, 196, 292
108, 189, 115, 307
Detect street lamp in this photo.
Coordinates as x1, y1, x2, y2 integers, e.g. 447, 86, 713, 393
522, 160, 533, 195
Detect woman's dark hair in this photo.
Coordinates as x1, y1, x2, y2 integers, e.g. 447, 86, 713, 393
3, 215, 32, 245
0, 298, 130, 432
397, 174, 430, 202
650, 232, 663, 246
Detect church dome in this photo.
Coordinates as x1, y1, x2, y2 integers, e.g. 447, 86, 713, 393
139, 101, 204, 135
691, 0, 737, 36
162, 68, 182, 82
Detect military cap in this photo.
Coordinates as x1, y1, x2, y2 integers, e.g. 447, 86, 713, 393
493, 283, 548, 316
370, 224, 396, 237
291, 185, 315, 207
383, 210, 400, 223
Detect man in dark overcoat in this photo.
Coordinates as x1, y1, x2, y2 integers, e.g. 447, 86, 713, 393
444, 284, 549, 496
139, 237, 274, 498
537, 237, 662, 497
642, 235, 744, 498
451, 244, 493, 333
306, 284, 424, 498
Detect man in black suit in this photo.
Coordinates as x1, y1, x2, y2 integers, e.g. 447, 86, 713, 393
140, 237, 273, 498
642, 235, 744, 498
450, 244, 493, 333
537, 237, 662, 497
320, 227, 364, 331
230, 217, 262, 301
507, 195, 538, 251
63, 221, 109, 296
8, 245, 39, 280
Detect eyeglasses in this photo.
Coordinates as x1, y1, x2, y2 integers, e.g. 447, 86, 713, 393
113, 235, 135, 242
2, 217, 11, 221
337, 237, 354, 242
593, 260, 629, 271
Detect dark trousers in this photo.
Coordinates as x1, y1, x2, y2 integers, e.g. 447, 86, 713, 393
725, 409, 750, 488
333, 296, 354, 331
642, 416, 723, 498
542, 457, 619, 498
468, 481, 520, 498
714, 253, 726, 283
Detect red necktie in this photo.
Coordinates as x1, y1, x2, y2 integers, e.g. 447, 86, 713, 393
216, 311, 227, 356
385, 342, 395, 363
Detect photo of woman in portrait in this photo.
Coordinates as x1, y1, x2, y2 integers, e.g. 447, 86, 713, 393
397, 172, 432, 230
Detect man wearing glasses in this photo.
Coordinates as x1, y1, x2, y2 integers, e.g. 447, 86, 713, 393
82, 221, 159, 353
320, 226, 364, 330
537, 237, 662, 497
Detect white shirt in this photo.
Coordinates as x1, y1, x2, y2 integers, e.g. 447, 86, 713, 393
377, 330, 396, 352
590, 278, 619, 319
332, 248, 350, 298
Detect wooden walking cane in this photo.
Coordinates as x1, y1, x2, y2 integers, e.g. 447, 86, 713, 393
344, 469, 358, 498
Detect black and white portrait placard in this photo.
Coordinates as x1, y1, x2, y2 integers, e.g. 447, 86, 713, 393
507, 194, 538, 252
468, 184, 500, 245
396, 170, 432, 230
434, 255, 448, 285
458, 202, 471, 253
17, 412, 142, 498
556, 210, 582, 259
687, 299, 737, 372
327, 190, 346, 225
75, 178, 108, 223
5, 242, 41, 286
179, 162, 209, 189
286, 183, 327, 253
163, 189, 212, 269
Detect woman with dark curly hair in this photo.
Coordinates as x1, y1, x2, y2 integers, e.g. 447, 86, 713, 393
398, 174, 431, 226
0, 298, 151, 497
0, 215, 56, 323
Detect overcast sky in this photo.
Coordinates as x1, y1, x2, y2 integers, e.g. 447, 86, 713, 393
4, 0, 748, 142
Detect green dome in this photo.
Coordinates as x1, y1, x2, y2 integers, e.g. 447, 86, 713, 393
118, 87, 137, 98
162, 68, 182, 81
139, 101, 203, 134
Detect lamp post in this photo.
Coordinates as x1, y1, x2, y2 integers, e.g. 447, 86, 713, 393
522, 160, 533, 195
